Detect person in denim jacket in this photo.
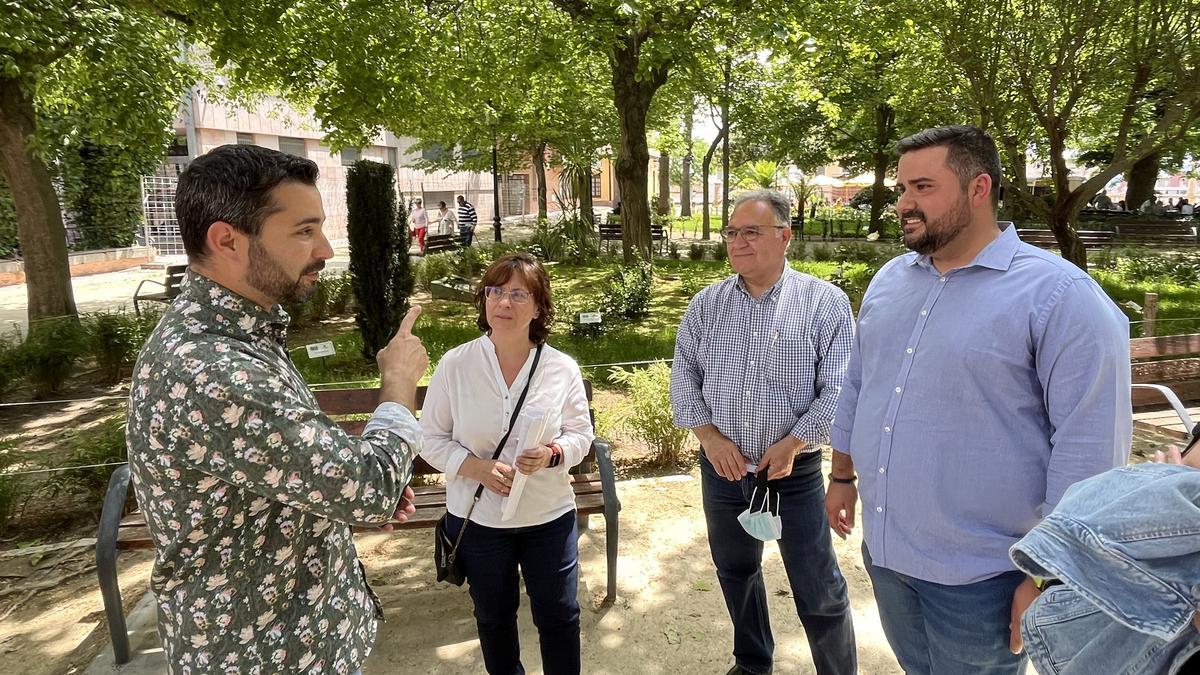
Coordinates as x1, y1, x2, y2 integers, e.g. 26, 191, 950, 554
1010, 446, 1200, 674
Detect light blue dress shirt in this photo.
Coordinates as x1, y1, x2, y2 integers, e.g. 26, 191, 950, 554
831, 224, 1132, 585
672, 266, 854, 462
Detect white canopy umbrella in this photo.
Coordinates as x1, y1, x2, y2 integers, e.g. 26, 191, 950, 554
846, 172, 896, 187
809, 175, 845, 187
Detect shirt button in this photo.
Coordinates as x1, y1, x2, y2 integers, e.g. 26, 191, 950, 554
744, 391, 751, 397
883, 426, 891, 433
753, 332, 759, 337
940, 277, 946, 282
879, 467, 886, 474
920, 310, 928, 316
743, 422, 750, 428
876, 506, 883, 513
906, 348, 913, 354
749, 360, 755, 366
894, 386, 902, 394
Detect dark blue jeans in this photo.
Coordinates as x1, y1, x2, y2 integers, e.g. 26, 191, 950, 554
460, 225, 476, 247
445, 509, 581, 675
700, 451, 857, 675
863, 544, 1027, 675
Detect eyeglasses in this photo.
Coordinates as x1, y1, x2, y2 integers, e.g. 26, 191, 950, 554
484, 286, 532, 304
721, 226, 787, 242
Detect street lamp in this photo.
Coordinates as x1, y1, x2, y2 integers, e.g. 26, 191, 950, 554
487, 99, 502, 242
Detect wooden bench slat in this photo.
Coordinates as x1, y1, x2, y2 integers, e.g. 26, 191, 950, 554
1130, 335, 1200, 361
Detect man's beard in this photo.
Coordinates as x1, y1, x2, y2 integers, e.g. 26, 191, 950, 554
247, 238, 324, 305
902, 194, 972, 255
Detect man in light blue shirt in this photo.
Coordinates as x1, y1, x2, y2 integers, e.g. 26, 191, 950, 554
672, 189, 857, 675
826, 125, 1131, 674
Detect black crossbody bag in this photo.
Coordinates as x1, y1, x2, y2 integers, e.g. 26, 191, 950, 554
434, 343, 543, 585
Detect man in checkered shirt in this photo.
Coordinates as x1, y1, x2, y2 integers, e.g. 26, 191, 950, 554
670, 189, 857, 675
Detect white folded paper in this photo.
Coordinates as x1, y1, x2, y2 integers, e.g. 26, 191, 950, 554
501, 407, 550, 521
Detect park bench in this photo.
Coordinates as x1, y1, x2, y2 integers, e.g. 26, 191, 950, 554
131, 264, 187, 316
1114, 221, 1197, 247
598, 215, 666, 255
1131, 333, 1200, 407
424, 232, 462, 255
1016, 229, 1114, 249
95, 382, 620, 665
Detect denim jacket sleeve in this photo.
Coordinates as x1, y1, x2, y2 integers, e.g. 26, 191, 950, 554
1011, 463, 1200, 641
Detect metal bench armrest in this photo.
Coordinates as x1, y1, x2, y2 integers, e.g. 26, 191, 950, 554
1131, 383, 1195, 429
592, 438, 621, 513
96, 464, 133, 665
133, 279, 165, 299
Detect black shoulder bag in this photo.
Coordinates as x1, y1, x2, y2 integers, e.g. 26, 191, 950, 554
434, 343, 543, 585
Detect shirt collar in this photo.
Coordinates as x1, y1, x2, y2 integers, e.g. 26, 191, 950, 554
179, 270, 291, 344
909, 221, 1019, 273
735, 264, 792, 301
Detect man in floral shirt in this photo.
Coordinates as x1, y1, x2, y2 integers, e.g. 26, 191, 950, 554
127, 144, 428, 674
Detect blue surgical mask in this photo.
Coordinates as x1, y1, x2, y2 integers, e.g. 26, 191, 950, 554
737, 486, 782, 542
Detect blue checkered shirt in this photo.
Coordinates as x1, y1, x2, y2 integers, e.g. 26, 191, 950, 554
670, 266, 854, 462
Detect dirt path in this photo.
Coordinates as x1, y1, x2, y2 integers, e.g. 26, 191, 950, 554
0, 465, 901, 674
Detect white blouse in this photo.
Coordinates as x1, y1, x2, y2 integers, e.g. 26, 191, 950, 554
420, 336, 595, 528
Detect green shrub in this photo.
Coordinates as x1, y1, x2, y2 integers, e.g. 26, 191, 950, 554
603, 261, 653, 320
788, 238, 807, 260
346, 161, 413, 359
22, 317, 89, 398
415, 252, 459, 292
0, 438, 21, 535
849, 185, 898, 209
0, 176, 19, 259
687, 243, 706, 261
812, 243, 834, 262
711, 242, 728, 262
36, 416, 128, 516
668, 241, 680, 259
834, 242, 902, 267
85, 310, 159, 383
528, 219, 574, 262
556, 295, 607, 338
679, 271, 706, 298
285, 270, 355, 326
0, 337, 23, 399
611, 363, 692, 468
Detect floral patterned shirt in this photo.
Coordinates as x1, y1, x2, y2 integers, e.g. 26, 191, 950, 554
126, 271, 420, 674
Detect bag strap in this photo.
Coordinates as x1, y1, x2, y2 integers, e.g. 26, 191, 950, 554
454, 343, 544, 539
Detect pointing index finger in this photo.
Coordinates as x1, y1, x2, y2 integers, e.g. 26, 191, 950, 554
397, 305, 423, 335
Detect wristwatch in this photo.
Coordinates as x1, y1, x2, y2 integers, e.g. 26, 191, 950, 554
1033, 577, 1062, 592
830, 474, 857, 485
547, 443, 563, 468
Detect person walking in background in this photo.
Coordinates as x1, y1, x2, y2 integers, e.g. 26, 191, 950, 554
421, 253, 594, 675
410, 198, 429, 252
457, 194, 478, 247
436, 200, 457, 236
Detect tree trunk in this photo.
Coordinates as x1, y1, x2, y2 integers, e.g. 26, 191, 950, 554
681, 108, 693, 218
720, 54, 732, 230
1000, 137, 1035, 223
701, 125, 726, 241
657, 151, 671, 216
532, 141, 548, 221
576, 169, 595, 229
611, 40, 665, 262
0, 77, 77, 326
1125, 152, 1159, 210
869, 103, 895, 235
1049, 204, 1087, 270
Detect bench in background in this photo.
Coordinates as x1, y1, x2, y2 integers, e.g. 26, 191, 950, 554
132, 264, 187, 316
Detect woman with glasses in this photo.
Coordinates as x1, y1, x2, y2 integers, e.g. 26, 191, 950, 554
420, 252, 594, 675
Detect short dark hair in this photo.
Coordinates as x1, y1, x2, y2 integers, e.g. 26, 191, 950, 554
475, 253, 555, 344
896, 126, 1002, 208
175, 144, 319, 261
